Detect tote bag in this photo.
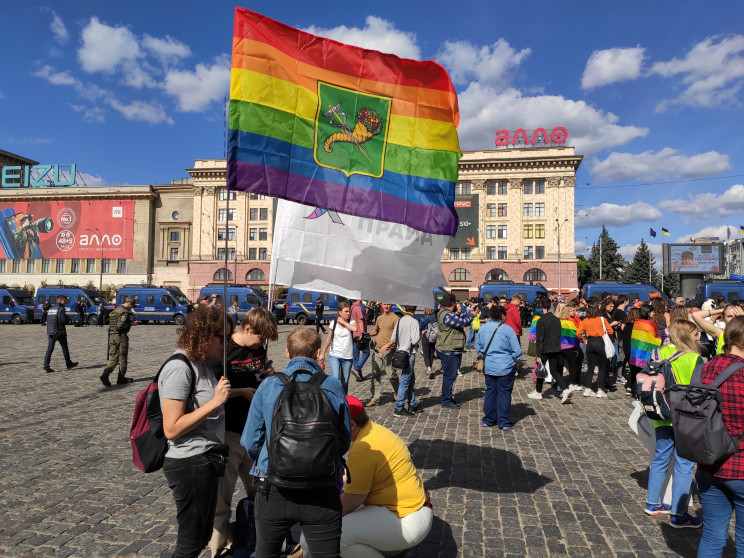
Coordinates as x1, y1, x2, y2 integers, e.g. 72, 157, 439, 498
601, 318, 616, 359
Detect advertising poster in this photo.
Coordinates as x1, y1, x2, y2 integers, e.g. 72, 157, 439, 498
0, 200, 134, 260
668, 244, 721, 273
447, 194, 479, 248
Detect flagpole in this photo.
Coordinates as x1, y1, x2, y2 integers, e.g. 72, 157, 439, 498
223, 97, 230, 380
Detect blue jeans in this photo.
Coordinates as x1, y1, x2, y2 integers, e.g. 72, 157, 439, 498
328, 356, 352, 394
483, 372, 516, 428
395, 353, 417, 411
437, 351, 462, 406
697, 469, 744, 557
352, 342, 370, 373
466, 327, 477, 348
646, 426, 695, 516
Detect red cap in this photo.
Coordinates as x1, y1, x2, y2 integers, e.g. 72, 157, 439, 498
346, 395, 365, 419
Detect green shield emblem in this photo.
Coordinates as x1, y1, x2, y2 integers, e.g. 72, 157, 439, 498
314, 82, 391, 178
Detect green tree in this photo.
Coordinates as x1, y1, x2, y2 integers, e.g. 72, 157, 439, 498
661, 273, 680, 298
622, 239, 660, 285
577, 255, 592, 288
587, 227, 624, 281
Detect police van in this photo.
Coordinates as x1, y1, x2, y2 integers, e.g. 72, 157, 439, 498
35, 286, 113, 325
285, 289, 350, 325
696, 279, 744, 304
478, 282, 549, 304
0, 286, 35, 324
581, 282, 670, 304
116, 285, 192, 324
199, 284, 267, 320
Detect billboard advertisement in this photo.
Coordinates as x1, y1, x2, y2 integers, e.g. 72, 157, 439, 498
0, 200, 134, 260
447, 195, 479, 249
663, 243, 723, 274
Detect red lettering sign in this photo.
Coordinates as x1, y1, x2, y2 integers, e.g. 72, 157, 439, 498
494, 127, 569, 147
454, 201, 472, 208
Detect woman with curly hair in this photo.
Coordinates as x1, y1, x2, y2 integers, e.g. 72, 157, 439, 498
159, 305, 232, 557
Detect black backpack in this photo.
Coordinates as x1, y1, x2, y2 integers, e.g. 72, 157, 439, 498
668, 361, 744, 466
267, 370, 345, 489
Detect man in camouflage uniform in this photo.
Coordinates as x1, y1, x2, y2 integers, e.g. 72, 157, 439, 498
99, 297, 138, 387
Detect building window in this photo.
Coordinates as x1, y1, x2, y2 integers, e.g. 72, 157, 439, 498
259, 247, 267, 260
535, 202, 545, 216
249, 247, 257, 260
524, 268, 547, 282
41, 259, 50, 273
448, 268, 472, 282
219, 208, 236, 221
172, 211, 180, 220
523, 225, 533, 239
246, 268, 265, 281
498, 203, 507, 217
250, 208, 258, 220
486, 268, 509, 282
0, 260, 5, 273
523, 203, 532, 217
219, 188, 237, 201
56, 259, 64, 273
217, 228, 236, 241
249, 228, 257, 241
486, 246, 496, 259
486, 203, 496, 217
213, 268, 234, 281
524, 246, 534, 259
170, 231, 180, 242
117, 259, 127, 273
259, 227, 268, 241
70, 259, 80, 273
498, 246, 508, 259
250, 193, 258, 200
535, 179, 545, 194
486, 225, 496, 239
87, 259, 96, 273
523, 180, 533, 195
260, 208, 268, 220
217, 248, 236, 260
461, 247, 471, 260
169, 248, 179, 261
102, 258, 111, 272
27, 259, 36, 273
535, 224, 546, 239
12, 259, 20, 273
456, 182, 471, 195
498, 181, 507, 195
449, 248, 459, 259
486, 181, 496, 195
535, 246, 545, 259
498, 225, 507, 239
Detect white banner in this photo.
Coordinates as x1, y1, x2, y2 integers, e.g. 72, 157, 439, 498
271, 200, 448, 308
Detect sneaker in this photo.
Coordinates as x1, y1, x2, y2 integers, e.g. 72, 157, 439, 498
569, 384, 583, 392
442, 402, 461, 409
583, 388, 596, 397
501, 425, 514, 431
644, 503, 672, 516
393, 408, 413, 418
350, 369, 365, 382
456, 370, 464, 376
66, 361, 79, 370
561, 390, 573, 404
616, 375, 627, 384
409, 404, 425, 413
626, 387, 633, 396
670, 513, 702, 529
481, 421, 493, 428
596, 390, 608, 398
117, 377, 134, 385
527, 390, 543, 400
44, 367, 55, 374
99, 374, 111, 387
428, 372, 436, 380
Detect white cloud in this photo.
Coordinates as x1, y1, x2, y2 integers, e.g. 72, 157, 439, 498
106, 99, 173, 124
574, 239, 589, 255
650, 35, 744, 111
163, 55, 230, 112
576, 201, 661, 228
143, 35, 191, 66
456, 83, 648, 155
591, 148, 731, 182
618, 242, 663, 270
675, 224, 743, 244
78, 172, 108, 186
304, 16, 420, 60
78, 17, 142, 73
659, 184, 744, 219
69, 104, 106, 123
437, 39, 531, 87
32, 64, 78, 86
581, 46, 646, 90
48, 10, 69, 44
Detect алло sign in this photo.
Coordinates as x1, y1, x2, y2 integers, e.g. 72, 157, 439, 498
1, 164, 77, 187
495, 127, 568, 147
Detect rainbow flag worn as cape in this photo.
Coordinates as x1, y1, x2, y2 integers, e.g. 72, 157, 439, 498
227, 8, 461, 236
559, 319, 580, 350
528, 315, 540, 343
629, 319, 660, 368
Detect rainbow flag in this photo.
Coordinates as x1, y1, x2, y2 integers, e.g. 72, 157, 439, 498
629, 319, 660, 368
559, 319, 580, 350
528, 315, 540, 343
227, 8, 461, 236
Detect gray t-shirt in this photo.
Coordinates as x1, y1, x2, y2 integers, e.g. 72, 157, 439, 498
158, 349, 225, 459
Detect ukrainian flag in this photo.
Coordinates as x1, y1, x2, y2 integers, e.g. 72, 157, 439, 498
661, 228, 670, 236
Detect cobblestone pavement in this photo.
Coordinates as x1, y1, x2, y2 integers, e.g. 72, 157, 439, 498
0, 322, 736, 557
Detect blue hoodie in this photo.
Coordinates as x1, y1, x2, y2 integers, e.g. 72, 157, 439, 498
241, 356, 351, 479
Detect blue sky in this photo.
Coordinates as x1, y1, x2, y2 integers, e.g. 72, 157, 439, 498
2, 1, 744, 266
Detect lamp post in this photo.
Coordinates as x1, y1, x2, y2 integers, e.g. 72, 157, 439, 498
85, 227, 103, 290
556, 216, 569, 298
234, 224, 238, 282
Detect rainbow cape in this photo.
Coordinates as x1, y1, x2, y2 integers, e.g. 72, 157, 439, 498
227, 8, 461, 236
559, 319, 580, 350
528, 315, 540, 343
629, 319, 661, 368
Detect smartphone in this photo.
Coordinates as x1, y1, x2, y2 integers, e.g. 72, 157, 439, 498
258, 360, 273, 380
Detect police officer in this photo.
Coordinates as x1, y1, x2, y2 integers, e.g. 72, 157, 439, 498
41, 298, 51, 326
44, 295, 78, 373
75, 297, 86, 327
99, 297, 138, 387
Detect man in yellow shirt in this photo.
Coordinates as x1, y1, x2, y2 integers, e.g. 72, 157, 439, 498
339, 396, 433, 557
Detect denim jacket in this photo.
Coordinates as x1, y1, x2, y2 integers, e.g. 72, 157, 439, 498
241, 356, 351, 479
